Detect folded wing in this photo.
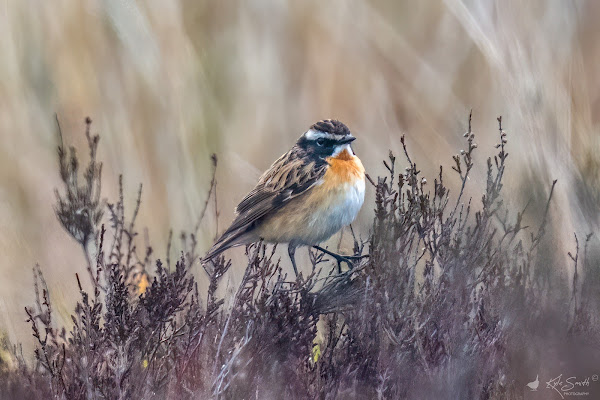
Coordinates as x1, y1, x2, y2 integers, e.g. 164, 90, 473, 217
203, 147, 326, 261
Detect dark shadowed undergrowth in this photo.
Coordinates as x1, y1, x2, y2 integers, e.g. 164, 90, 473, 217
1, 115, 599, 399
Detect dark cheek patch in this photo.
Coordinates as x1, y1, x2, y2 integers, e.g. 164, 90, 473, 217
323, 139, 336, 148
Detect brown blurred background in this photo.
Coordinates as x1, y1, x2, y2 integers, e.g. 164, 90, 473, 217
1, 0, 599, 353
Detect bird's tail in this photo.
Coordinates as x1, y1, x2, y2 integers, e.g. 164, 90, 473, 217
202, 229, 254, 263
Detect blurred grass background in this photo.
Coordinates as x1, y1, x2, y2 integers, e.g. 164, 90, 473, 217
1, 0, 599, 354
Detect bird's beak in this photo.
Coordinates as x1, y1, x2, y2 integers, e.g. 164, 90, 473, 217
339, 136, 356, 144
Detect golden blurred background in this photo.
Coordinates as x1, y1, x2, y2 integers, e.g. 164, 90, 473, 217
1, 0, 600, 353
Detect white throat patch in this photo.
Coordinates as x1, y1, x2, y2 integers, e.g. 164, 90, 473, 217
332, 143, 354, 157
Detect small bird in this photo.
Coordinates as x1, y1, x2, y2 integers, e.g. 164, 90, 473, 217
526, 375, 539, 391
204, 119, 366, 275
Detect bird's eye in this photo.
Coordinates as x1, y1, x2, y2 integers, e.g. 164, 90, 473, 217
316, 138, 325, 146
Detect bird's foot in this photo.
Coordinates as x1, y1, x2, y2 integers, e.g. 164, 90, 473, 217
312, 246, 369, 273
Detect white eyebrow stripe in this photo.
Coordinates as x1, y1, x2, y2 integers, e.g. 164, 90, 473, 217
304, 129, 345, 141
304, 129, 326, 140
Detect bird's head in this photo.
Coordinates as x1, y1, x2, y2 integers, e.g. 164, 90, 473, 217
297, 119, 356, 160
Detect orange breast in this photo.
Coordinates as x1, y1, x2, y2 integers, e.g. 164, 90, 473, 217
323, 149, 365, 187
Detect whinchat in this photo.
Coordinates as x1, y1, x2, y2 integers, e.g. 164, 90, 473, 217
204, 119, 365, 275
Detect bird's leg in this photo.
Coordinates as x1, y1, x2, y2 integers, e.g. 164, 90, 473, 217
288, 243, 299, 277
312, 245, 368, 273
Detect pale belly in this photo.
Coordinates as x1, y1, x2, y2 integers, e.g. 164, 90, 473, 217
256, 177, 365, 245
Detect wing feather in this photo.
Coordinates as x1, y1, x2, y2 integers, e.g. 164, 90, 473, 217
231, 148, 325, 231
204, 147, 326, 260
